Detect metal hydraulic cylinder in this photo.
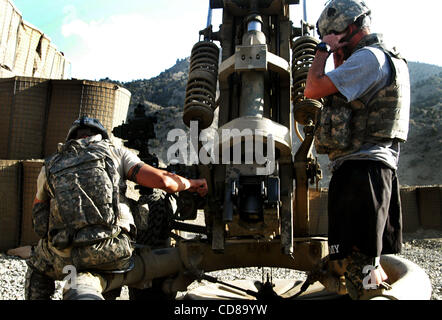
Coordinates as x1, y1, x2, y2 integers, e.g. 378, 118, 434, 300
239, 72, 265, 118
239, 16, 266, 118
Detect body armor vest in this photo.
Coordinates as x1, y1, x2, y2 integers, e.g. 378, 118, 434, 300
45, 138, 123, 249
315, 34, 410, 160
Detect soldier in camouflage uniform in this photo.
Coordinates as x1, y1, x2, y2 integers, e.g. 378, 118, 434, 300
304, 0, 410, 299
25, 116, 208, 300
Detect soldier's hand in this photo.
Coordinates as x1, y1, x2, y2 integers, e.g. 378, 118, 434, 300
188, 179, 208, 197
333, 48, 346, 68
323, 33, 349, 53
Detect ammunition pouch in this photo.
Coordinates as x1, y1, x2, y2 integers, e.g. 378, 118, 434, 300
315, 95, 353, 154
315, 95, 367, 160
49, 225, 122, 250
48, 227, 134, 273
71, 232, 134, 272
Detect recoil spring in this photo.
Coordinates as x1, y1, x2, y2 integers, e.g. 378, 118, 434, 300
291, 36, 322, 128
183, 41, 220, 129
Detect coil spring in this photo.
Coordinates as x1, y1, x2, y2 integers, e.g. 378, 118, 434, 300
291, 36, 322, 126
183, 41, 219, 129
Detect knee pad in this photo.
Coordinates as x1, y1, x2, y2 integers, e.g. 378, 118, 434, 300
62, 272, 105, 300
63, 288, 105, 300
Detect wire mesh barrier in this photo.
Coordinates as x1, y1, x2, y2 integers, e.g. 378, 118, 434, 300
0, 0, 134, 250
0, 0, 70, 79
0, 160, 21, 251
0, 76, 131, 251
0, 77, 131, 159
1, 181, 439, 251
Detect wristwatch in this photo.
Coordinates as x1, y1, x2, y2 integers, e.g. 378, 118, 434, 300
316, 42, 332, 54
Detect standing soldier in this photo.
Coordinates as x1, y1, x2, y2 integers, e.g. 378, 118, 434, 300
305, 0, 410, 299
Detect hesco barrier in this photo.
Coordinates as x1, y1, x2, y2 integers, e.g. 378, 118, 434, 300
0, 0, 21, 73
306, 186, 442, 235
0, 77, 131, 159
13, 21, 42, 78
308, 190, 328, 235
0, 75, 131, 250
3, 77, 50, 160
45, 80, 131, 155
0, 180, 440, 251
0, 160, 21, 252
0, 77, 15, 159
0, 0, 70, 79
20, 160, 43, 246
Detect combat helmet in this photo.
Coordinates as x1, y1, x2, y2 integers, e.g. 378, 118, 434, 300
316, 0, 371, 39
66, 116, 109, 141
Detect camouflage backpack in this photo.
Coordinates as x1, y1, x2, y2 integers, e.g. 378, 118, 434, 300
45, 138, 122, 250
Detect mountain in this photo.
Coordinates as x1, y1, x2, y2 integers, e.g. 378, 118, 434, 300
408, 62, 442, 85
400, 65, 442, 186
121, 58, 189, 118
109, 60, 442, 186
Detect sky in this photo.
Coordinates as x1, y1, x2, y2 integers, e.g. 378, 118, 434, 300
11, 0, 442, 82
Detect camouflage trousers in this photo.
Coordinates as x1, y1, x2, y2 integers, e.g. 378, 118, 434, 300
25, 264, 124, 300
343, 251, 392, 300
316, 251, 393, 300
25, 233, 133, 300
25, 264, 56, 300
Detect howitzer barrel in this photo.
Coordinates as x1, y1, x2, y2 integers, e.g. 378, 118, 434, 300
99, 238, 327, 294
101, 247, 184, 293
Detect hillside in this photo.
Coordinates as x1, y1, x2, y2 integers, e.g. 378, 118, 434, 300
408, 62, 442, 85
400, 68, 442, 186
105, 58, 189, 118
111, 60, 442, 186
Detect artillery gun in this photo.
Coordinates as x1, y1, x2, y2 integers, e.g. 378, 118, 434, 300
68, 0, 432, 301
166, 0, 327, 297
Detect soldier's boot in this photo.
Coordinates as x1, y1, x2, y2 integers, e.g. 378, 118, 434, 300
63, 272, 106, 300
25, 266, 55, 300
344, 251, 393, 300
315, 256, 348, 295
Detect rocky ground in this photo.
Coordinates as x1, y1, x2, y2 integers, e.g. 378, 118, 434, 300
0, 229, 440, 301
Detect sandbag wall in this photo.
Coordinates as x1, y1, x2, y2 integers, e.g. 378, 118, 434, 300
0, 0, 70, 79
307, 186, 442, 236
0, 77, 131, 251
